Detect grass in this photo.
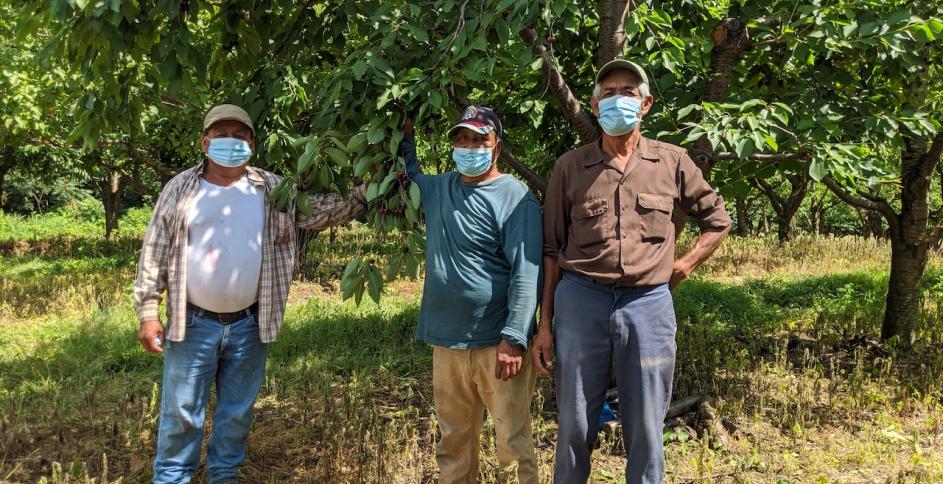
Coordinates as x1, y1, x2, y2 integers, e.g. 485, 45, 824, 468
1, 218, 942, 482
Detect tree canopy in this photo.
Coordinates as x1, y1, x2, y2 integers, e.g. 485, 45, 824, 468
6, 0, 943, 341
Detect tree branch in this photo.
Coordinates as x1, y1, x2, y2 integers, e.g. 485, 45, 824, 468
856, 189, 893, 207
922, 132, 943, 175
160, 94, 187, 108
713, 151, 805, 162
596, 0, 631, 68
822, 176, 899, 231
500, 149, 548, 195
519, 27, 600, 144
751, 177, 783, 214
430, 0, 471, 72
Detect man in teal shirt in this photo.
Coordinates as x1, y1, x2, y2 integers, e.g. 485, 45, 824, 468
399, 105, 542, 483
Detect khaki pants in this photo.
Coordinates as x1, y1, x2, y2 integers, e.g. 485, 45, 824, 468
432, 345, 538, 484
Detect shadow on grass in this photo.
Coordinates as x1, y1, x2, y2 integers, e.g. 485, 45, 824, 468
3, 269, 942, 481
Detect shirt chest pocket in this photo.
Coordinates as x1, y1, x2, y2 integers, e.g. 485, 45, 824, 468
636, 193, 672, 242
570, 198, 609, 250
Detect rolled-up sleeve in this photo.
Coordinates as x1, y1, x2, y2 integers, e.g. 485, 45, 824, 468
677, 153, 732, 231
542, 158, 570, 259
499, 197, 543, 349
133, 186, 174, 322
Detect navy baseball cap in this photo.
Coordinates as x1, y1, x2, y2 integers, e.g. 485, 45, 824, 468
448, 105, 504, 139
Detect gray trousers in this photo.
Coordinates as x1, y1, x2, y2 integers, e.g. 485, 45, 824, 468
553, 271, 677, 484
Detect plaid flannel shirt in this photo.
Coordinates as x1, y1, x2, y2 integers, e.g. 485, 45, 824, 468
133, 162, 366, 343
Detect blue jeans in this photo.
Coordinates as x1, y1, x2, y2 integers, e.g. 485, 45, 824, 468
152, 308, 267, 484
553, 272, 677, 484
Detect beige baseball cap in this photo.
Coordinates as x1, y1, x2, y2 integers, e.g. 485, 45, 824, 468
595, 58, 650, 86
203, 104, 254, 134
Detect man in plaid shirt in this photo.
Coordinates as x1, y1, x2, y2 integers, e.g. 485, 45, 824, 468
134, 104, 366, 483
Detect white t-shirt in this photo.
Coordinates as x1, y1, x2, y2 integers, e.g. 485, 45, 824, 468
186, 175, 264, 313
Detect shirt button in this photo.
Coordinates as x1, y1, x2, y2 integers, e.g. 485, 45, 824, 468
622, 233, 627, 238
623, 260, 629, 265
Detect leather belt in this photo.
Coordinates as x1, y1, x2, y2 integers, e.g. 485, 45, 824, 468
187, 302, 258, 325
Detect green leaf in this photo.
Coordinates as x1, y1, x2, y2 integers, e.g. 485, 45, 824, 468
928, 19, 943, 34
297, 141, 318, 173
764, 135, 779, 151
368, 123, 386, 144
405, 252, 421, 279
495, 17, 510, 45
370, 56, 395, 79
367, 265, 383, 304
325, 147, 349, 166
676, 104, 698, 120
887, 9, 911, 26
409, 182, 421, 208
389, 130, 404, 156
683, 126, 704, 144
340, 258, 363, 299
735, 137, 755, 159
809, 158, 828, 181
347, 132, 368, 154
739, 99, 764, 112
385, 254, 403, 280
429, 91, 443, 108
378, 171, 397, 196
296, 193, 312, 216
366, 182, 380, 202
644, 36, 657, 51
318, 164, 332, 187
403, 24, 429, 43
911, 23, 936, 43
405, 202, 419, 224
353, 283, 365, 306
356, 155, 375, 176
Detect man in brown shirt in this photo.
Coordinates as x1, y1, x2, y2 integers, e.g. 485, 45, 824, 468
533, 59, 731, 483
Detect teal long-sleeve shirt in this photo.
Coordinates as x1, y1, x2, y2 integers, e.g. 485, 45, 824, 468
399, 136, 543, 349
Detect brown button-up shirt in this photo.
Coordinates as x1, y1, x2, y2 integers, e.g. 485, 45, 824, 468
543, 136, 731, 286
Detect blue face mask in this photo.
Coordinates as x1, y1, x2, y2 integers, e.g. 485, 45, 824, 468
452, 147, 494, 177
597, 95, 642, 136
207, 137, 253, 167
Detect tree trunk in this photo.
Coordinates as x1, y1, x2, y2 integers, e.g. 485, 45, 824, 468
691, 18, 751, 172
809, 204, 820, 236
882, 134, 935, 343
776, 213, 797, 242
596, 0, 630, 67
752, 175, 810, 242
884, 235, 928, 343
734, 196, 750, 236
857, 209, 885, 238
98, 170, 129, 238
519, 28, 600, 144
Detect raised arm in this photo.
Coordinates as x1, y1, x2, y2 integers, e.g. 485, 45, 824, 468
398, 118, 435, 194
499, 197, 543, 349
